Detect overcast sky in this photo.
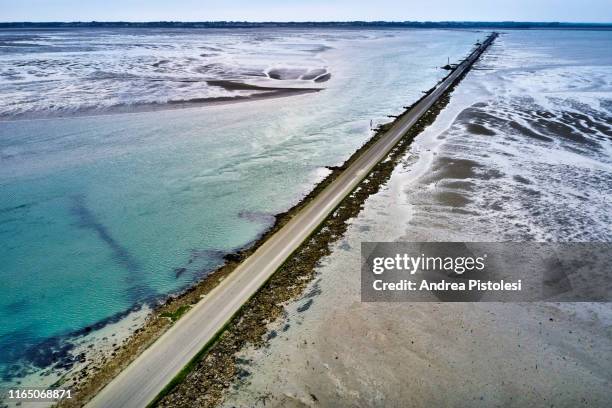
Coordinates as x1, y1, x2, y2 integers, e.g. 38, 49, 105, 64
1, 0, 611, 23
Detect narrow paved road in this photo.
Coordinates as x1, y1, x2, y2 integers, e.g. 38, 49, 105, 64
87, 33, 497, 408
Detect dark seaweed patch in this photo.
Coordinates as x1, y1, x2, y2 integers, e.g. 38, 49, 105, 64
238, 210, 275, 225
0, 330, 75, 380
480, 168, 504, 180
235, 367, 250, 380
71, 195, 140, 274
534, 119, 592, 145
506, 120, 552, 142
466, 123, 496, 136
70, 195, 154, 301
303, 281, 322, 299
438, 180, 476, 191
296, 299, 313, 313
0, 203, 31, 214
426, 157, 483, 181
435, 191, 471, 207
2, 298, 28, 314
174, 267, 187, 278
513, 175, 532, 184
1, 300, 151, 381
152, 60, 169, 67
457, 107, 506, 128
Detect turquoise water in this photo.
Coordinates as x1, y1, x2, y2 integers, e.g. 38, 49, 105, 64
0, 28, 482, 382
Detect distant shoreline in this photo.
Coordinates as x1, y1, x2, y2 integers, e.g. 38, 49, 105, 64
1, 21, 612, 30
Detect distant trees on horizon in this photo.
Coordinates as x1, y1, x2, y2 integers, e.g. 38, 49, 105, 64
1, 21, 610, 29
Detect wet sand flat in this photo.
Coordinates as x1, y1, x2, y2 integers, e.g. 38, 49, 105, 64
222, 30, 612, 408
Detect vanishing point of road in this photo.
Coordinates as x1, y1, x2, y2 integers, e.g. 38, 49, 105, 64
87, 32, 497, 408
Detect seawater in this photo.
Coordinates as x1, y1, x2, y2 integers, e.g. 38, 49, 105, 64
0, 28, 482, 385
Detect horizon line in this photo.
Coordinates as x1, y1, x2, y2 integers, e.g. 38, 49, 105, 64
1, 20, 612, 24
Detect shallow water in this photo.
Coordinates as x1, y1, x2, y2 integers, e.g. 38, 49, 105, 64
0, 28, 482, 385
221, 29, 612, 408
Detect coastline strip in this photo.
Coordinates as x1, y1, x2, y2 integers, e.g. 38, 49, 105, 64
85, 32, 498, 408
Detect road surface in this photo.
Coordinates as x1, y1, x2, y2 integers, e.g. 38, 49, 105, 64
86, 33, 497, 408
